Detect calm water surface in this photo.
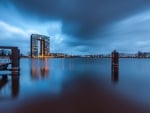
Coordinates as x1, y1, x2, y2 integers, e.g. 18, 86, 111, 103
0, 58, 150, 113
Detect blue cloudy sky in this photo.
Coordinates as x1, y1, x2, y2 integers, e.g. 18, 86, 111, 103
0, 0, 150, 55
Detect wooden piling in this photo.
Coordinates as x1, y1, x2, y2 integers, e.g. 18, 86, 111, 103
111, 50, 119, 82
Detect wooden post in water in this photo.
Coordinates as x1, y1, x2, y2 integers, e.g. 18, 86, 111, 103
11, 47, 20, 72
111, 50, 119, 82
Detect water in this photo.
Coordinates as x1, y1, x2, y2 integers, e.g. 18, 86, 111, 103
0, 58, 150, 113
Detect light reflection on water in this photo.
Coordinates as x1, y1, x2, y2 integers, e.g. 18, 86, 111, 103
0, 58, 150, 113
31, 58, 49, 80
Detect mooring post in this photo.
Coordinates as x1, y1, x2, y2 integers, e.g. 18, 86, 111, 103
11, 47, 20, 72
111, 50, 119, 82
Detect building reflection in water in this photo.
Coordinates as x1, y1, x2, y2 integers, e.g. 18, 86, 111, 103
111, 50, 119, 82
31, 58, 49, 80
0, 72, 19, 98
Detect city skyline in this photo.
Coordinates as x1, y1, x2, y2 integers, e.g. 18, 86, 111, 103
1, 0, 150, 55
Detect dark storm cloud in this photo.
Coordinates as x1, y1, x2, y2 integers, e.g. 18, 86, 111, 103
1, 0, 150, 39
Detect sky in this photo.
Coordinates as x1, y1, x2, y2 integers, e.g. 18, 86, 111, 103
0, 0, 150, 55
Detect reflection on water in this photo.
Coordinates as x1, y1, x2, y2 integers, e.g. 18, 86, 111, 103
0, 75, 8, 90
111, 64, 119, 82
31, 58, 49, 80
11, 74, 19, 98
0, 72, 19, 99
1, 58, 150, 113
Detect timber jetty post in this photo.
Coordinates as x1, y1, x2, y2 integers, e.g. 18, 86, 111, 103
11, 47, 20, 72
111, 50, 119, 82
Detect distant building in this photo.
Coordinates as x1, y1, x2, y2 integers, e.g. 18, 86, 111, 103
50, 53, 69, 58
144, 52, 150, 57
30, 34, 50, 58
138, 51, 150, 58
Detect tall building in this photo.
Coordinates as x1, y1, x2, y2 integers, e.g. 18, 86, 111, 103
31, 34, 50, 58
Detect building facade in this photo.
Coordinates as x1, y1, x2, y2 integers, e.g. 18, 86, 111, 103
31, 34, 50, 58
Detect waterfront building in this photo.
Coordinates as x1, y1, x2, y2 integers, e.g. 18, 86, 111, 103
31, 34, 50, 58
